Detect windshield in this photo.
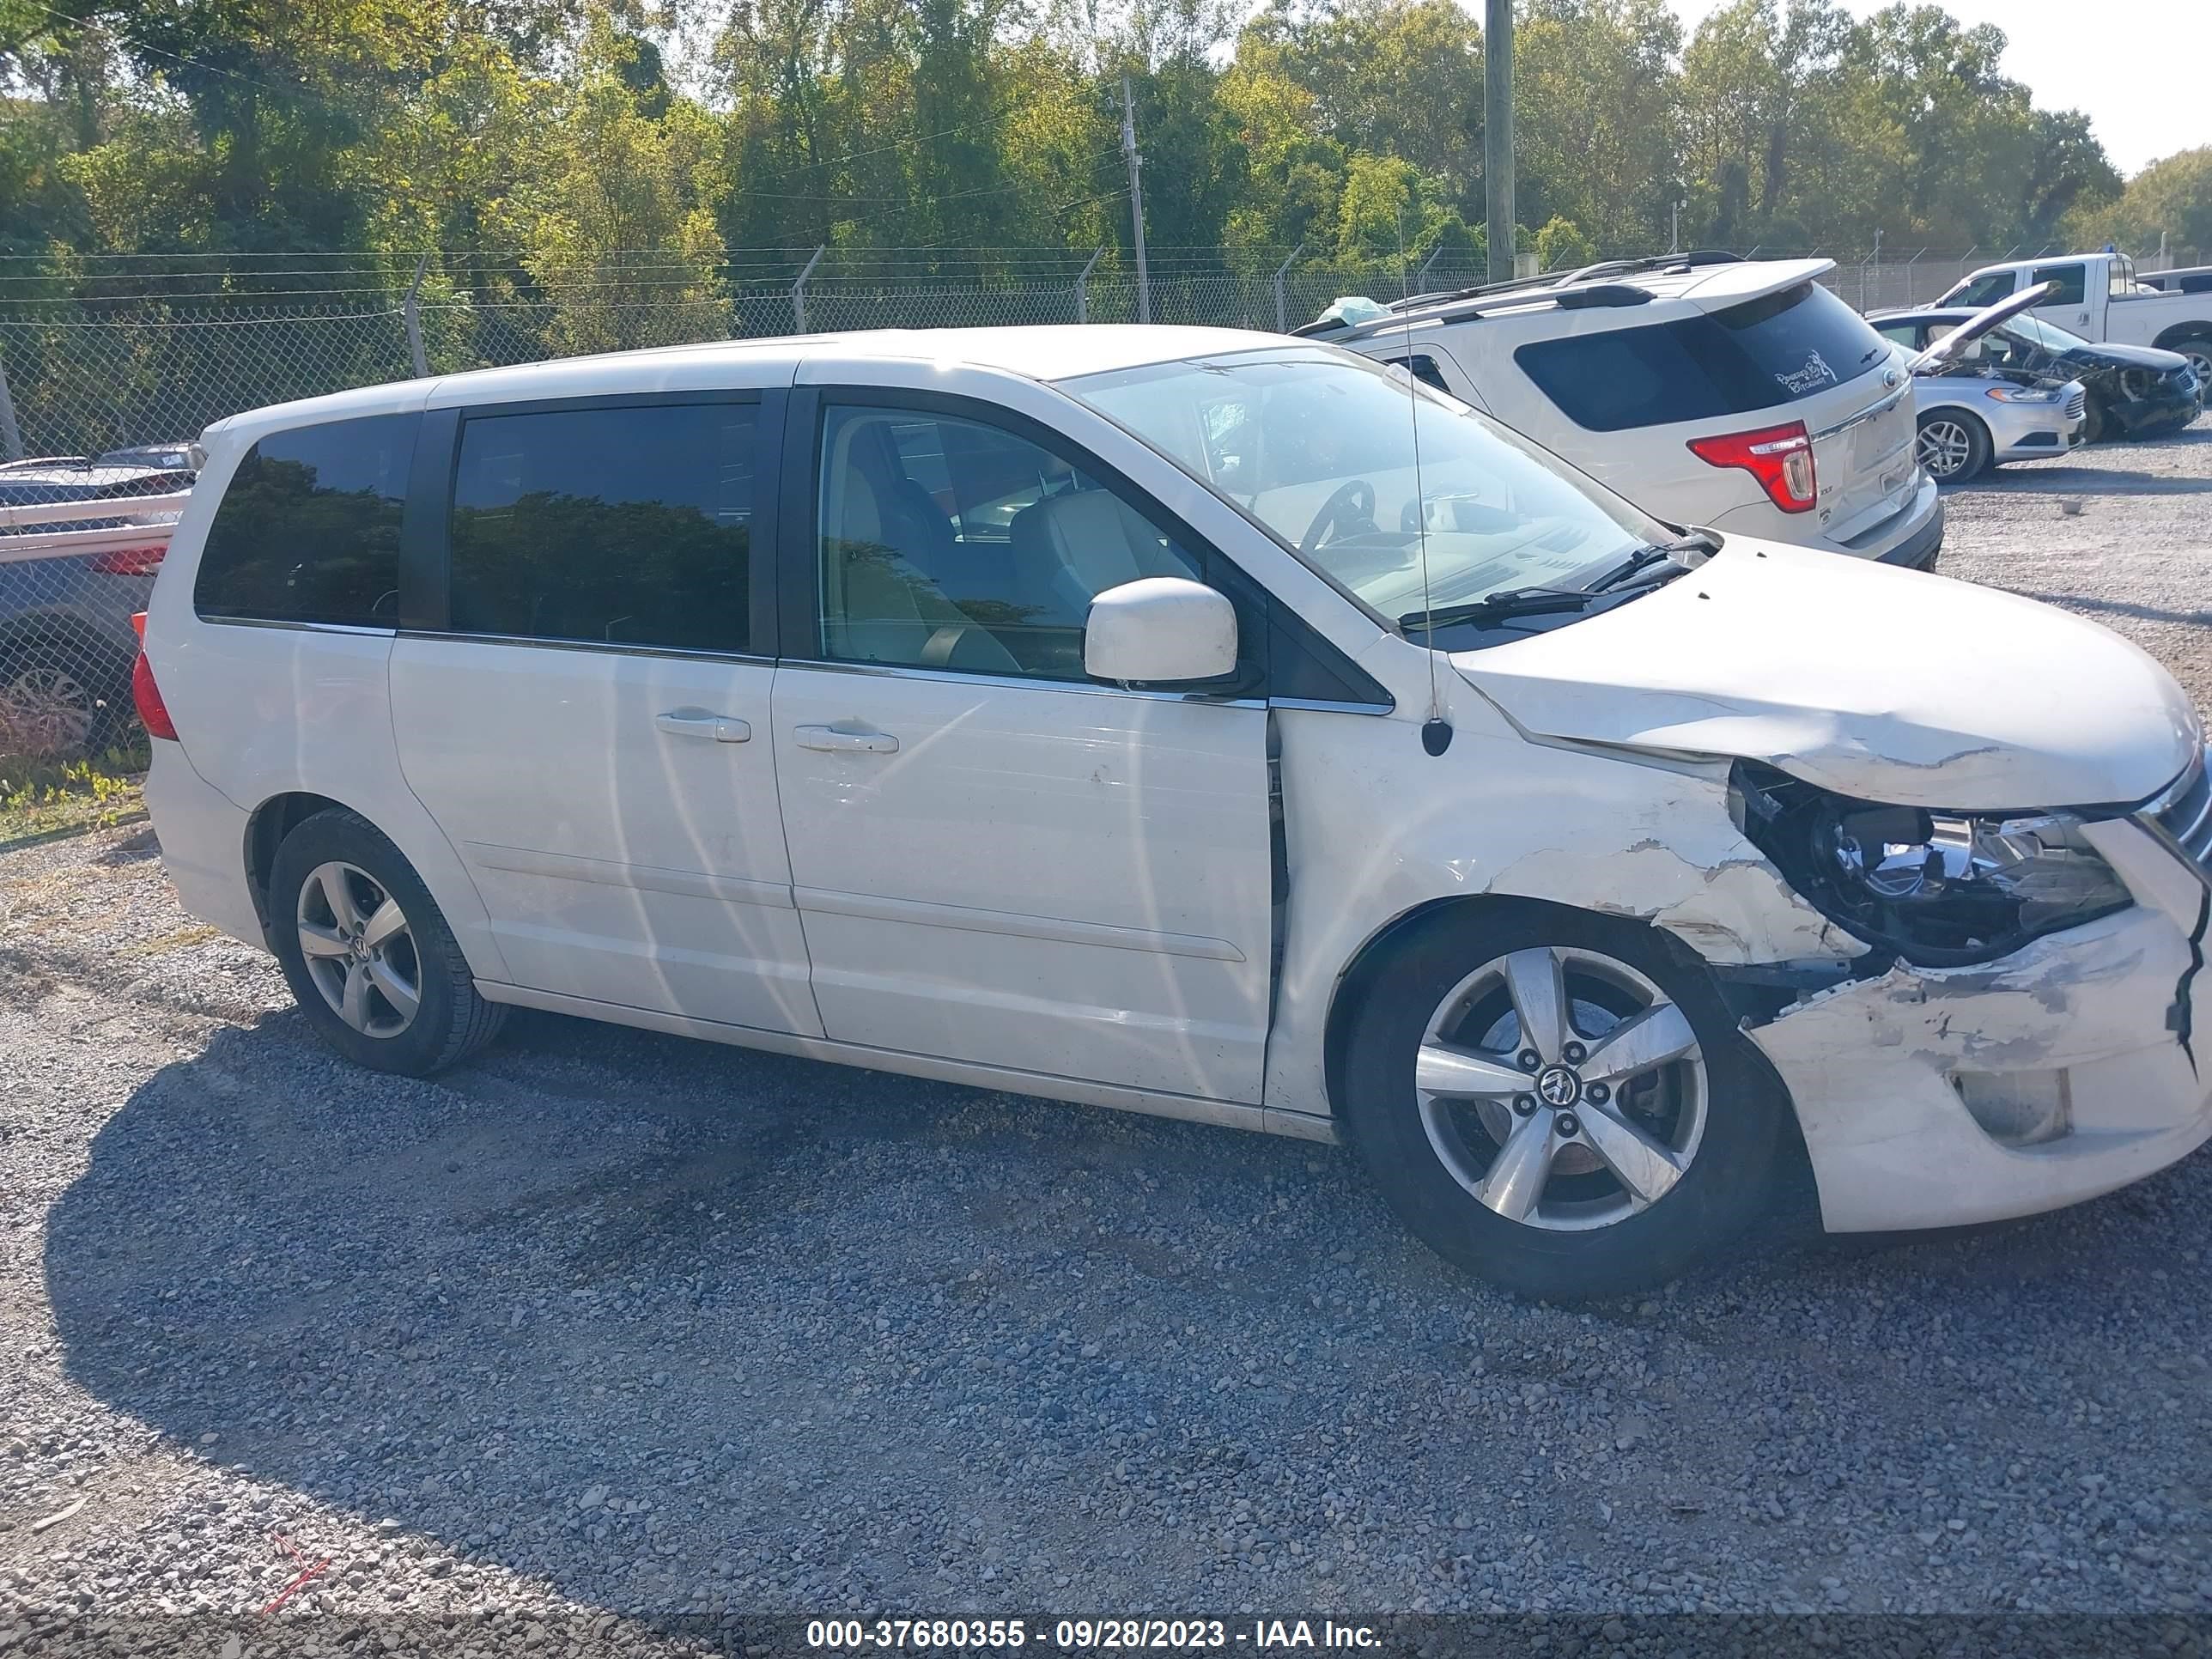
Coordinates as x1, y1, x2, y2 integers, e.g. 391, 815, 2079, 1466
1998, 314, 2090, 352
1060, 347, 1664, 626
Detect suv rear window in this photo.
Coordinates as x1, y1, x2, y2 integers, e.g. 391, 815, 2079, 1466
1512, 282, 1888, 432
194, 414, 416, 627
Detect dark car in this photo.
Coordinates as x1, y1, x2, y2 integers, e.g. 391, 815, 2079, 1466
1871, 307, 2203, 442
0, 458, 196, 758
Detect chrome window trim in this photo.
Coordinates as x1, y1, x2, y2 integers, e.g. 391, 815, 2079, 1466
1268, 695, 1395, 716
1810, 377, 1912, 441
396, 629, 775, 669
781, 653, 1265, 708
197, 614, 398, 638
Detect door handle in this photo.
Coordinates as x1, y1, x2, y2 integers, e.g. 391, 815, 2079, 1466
655, 709, 750, 744
794, 723, 900, 755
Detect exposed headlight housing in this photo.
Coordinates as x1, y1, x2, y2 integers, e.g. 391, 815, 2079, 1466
1732, 763, 2134, 966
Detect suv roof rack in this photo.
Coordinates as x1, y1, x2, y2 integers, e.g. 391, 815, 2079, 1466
1292, 248, 1743, 337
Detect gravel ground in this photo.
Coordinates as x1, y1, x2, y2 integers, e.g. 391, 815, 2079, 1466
3, 417, 2212, 1652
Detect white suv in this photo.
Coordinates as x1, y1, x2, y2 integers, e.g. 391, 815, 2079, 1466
1303, 253, 1943, 569
137, 326, 2210, 1297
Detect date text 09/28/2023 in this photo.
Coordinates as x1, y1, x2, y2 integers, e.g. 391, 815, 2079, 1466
804, 1618, 1382, 1649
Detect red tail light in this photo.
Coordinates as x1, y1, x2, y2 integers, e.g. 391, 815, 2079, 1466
88, 544, 167, 575
1686, 421, 1818, 514
129, 613, 178, 741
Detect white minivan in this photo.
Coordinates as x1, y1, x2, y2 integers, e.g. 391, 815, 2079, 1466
137, 326, 2212, 1297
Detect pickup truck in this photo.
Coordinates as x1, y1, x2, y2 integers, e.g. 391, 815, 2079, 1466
1936, 251, 2212, 391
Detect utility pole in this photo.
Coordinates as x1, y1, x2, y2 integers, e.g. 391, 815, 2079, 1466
1670, 200, 1682, 255
1484, 0, 1515, 283
1121, 75, 1151, 325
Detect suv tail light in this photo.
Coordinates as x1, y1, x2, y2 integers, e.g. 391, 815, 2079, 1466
88, 544, 167, 575
1686, 421, 1818, 514
130, 612, 178, 741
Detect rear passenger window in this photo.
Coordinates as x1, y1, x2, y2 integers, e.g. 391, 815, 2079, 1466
448, 402, 757, 653
2032, 263, 2087, 307
1393, 354, 1454, 394
194, 414, 415, 627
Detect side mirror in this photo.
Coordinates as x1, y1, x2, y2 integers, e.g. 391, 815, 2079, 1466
1085, 577, 1238, 685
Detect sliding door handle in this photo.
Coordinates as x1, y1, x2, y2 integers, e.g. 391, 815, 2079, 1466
655, 709, 750, 743
794, 723, 900, 755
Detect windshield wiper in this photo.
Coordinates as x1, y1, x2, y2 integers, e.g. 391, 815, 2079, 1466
1585, 532, 1713, 592
1401, 548, 1693, 635
1400, 586, 1598, 633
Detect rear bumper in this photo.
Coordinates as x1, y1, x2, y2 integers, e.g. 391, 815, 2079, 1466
1751, 817, 2212, 1233
143, 740, 263, 949
1706, 471, 1942, 565
1874, 496, 1944, 568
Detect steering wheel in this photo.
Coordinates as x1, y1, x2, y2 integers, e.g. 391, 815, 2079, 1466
1299, 478, 1377, 556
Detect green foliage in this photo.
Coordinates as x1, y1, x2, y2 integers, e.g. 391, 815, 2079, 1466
0, 0, 2171, 375
2070, 148, 2212, 258
1533, 215, 1594, 272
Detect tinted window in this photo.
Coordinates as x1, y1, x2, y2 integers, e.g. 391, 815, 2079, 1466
2032, 263, 2087, 307
1513, 282, 1888, 431
1873, 322, 1921, 349
1383, 353, 1454, 394
194, 414, 415, 626
815, 405, 1211, 684
1949, 273, 2015, 309
449, 402, 757, 652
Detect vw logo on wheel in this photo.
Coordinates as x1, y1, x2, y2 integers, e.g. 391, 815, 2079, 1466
1535, 1065, 1582, 1109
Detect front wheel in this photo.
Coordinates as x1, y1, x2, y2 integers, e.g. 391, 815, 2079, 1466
1341, 902, 1791, 1299
2172, 337, 2212, 397
2081, 392, 2110, 446
267, 807, 507, 1075
1917, 411, 1991, 483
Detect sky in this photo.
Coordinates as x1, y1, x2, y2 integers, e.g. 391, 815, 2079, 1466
1660, 0, 2210, 178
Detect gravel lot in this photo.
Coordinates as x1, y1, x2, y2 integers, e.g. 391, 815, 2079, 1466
3, 418, 2212, 1650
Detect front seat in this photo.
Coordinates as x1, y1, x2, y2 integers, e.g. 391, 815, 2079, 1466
823, 456, 1018, 674
1007, 489, 1197, 629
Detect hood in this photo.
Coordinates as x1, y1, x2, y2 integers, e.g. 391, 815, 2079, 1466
2063, 338, 2194, 374
1451, 540, 2198, 811
1907, 281, 2055, 374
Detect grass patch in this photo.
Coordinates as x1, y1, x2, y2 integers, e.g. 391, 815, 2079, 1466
0, 742, 151, 848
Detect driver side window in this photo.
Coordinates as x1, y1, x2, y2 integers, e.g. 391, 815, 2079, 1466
815, 404, 1203, 683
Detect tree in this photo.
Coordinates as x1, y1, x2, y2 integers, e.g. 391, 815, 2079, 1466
2071, 147, 2212, 260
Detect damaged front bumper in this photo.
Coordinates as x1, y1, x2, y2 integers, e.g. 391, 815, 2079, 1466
1745, 763, 2212, 1233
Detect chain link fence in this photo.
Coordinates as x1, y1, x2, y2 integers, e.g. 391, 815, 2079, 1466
0, 240, 2195, 775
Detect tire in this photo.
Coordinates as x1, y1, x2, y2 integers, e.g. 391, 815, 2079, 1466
2081, 392, 2110, 446
267, 807, 507, 1076
0, 623, 134, 761
1340, 900, 1791, 1300
1917, 410, 1991, 483
2169, 336, 2212, 397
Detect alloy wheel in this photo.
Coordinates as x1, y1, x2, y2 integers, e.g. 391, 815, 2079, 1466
1917, 419, 1972, 479
0, 665, 97, 759
296, 861, 421, 1037
2183, 347, 2212, 397
1415, 945, 1708, 1232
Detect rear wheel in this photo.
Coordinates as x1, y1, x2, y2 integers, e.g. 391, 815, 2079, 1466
2170, 337, 2212, 395
1917, 411, 1991, 483
0, 625, 133, 760
268, 808, 506, 1075
1341, 902, 1791, 1299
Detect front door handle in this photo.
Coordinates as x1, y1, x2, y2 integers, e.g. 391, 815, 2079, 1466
794, 723, 900, 755
655, 709, 750, 744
